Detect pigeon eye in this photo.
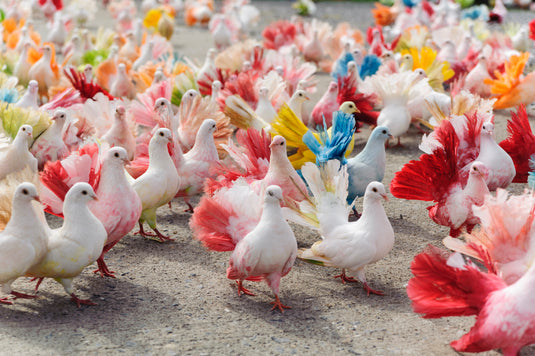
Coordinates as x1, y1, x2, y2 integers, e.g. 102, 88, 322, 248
382, 130, 387, 134
22, 189, 28, 195
280, 142, 284, 146
473, 167, 478, 171
114, 152, 119, 158
268, 191, 274, 196
160, 132, 164, 136
82, 190, 88, 195
372, 187, 377, 192
22, 127, 26, 131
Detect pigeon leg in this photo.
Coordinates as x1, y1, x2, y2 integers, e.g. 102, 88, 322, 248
184, 197, 194, 213
153, 228, 175, 242
71, 293, 97, 308
394, 137, 404, 148
31, 277, 45, 292
333, 269, 358, 284
135, 222, 157, 237
0, 297, 13, 305
11, 291, 39, 299
236, 280, 256, 296
363, 282, 384, 296
93, 256, 116, 278
270, 295, 291, 313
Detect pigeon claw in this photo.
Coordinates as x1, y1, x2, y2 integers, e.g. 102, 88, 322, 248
184, 202, 194, 214
236, 280, 256, 296
70, 293, 97, 308
31, 277, 45, 292
0, 297, 13, 305
93, 257, 116, 278
333, 269, 358, 284
11, 291, 39, 300
270, 295, 291, 313
363, 282, 384, 296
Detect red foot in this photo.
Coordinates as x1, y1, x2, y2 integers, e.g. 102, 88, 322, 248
168, 201, 172, 209
70, 293, 97, 308
135, 223, 174, 242
363, 282, 384, 296
93, 257, 116, 278
236, 280, 256, 296
30, 277, 44, 292
0, 297, 13, 305
270, 295, 291, 313
333, 270, 358, 284
184, 201, 194, 213
11, 291, 39, 300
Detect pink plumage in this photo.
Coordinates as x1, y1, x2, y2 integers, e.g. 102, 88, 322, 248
311, 81, 339, 127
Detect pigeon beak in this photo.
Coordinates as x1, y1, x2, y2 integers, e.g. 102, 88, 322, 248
354, 107, 361, 114
389, 134, 394, 139
381, 193, 389, 201
122, 157, 130, 165
33, 196, 41, 203
92, 193, 99, 201
304, 95, 311, 101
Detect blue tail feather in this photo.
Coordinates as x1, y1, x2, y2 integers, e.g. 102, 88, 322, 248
359, 55, 381, 79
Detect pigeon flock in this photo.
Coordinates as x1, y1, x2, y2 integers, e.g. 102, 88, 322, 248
1, 0, 535, 354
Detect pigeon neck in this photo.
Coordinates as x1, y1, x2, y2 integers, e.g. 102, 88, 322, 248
99, 160, 127, 189
188, 129, 218, 161
360, 197, 387, 224
354, 136, 386, 166
465, 172, 489, 199
261, 199, 284, 223
8, 199, 40, 232
63, 199, 96, 230
149, 140, 174, 170
13, 132, 30, 150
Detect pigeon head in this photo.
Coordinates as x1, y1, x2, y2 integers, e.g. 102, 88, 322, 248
327, 82, 338, 93
182, 89, 198, 104
365, 182, 388, 201
469, 161, 489, 180
107, 147, 129, 166
339, 101, 359, 115
52, 109, 67, 124
270, 135, 286, 151
18, 125, 33, 139
14, 182, 40, 203
66, 182, 98, 204
482, 122, 494, 137
115, 105, 126, 118
265, 185, 283, 204
370, 126, 393, 142
28, 80, 39, 93
199, 119, 217, 136
154, 128, 173, 144
258, 87, 270, 99
292, 90, 310, 103
154, 98, 172, 115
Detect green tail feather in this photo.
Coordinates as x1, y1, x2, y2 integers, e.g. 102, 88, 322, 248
298, 257, 326, 266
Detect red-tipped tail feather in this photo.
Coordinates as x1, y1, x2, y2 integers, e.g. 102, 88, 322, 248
190, 195, 237, 252
499, 105, 535, 183
407, 245, 505, 319
390, 121, 459, 202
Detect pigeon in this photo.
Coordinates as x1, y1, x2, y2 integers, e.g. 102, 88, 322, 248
227, 185, 297, 312
0, 183, 48, 305
0, 125, 38, 180
346, 126, 392, 206
391, 121, 490, 237
132, 128, 181, 242
26, 183, 107, 307
177, 119, 220, 212
100, 105, 137, 161
408, 244, 535, 356
30, 109, 69, 170
15, 80, 39, 109
293, 161, 394, 296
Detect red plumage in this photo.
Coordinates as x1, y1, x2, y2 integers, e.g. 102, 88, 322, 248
217, 72, 259, 110
64, 66, 114, 102
262, 20, 298, 50
197, 67, 234, 97
499, 105, 535, 183
421, 0, 434, 17
336, 75, 378, 128
204, 128, 271, 195
190, 196, 236, 252
407, 244, 505, 319
530, 20, 535, 41
39, 0, 63, 9
40, 143, 101, 216
390, 120, 459, 202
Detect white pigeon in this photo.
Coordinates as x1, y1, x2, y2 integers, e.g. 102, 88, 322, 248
0, 183, 49, 305
291, 161, 395, 296
227, 185, 297, 312
0, 125, 37, 180
26, 183, 107, 307
15, 80, 39, 109
472, 122, 515, 191
132, 41, 155, 71
14, 42, 32, 85
131, 128, 181, 242
110, 63, 135, 99
100, 105, 136, 161
177, 119, 219, 212
30, 109, 69, 170
287, 89, 310, 123
255, 87, 278, 123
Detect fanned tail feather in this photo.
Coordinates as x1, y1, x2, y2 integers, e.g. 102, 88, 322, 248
407, 245, 505, 318
499, 105, 535, 183
0, 167, 40, 230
